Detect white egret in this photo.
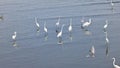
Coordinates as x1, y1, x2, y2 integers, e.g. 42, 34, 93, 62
12, 32, 17, 41
57, 24, 65, 44
111, 0, 114, 9
56, 17, 60, 34
68, 18, 72, 34
56, 16, 60, 27
89, 46, 95, 57
35, 17, 40, 32
106, 37, 109, 44
112, 57, 120, 68
44, 22, 48, 36
104, 20, 108, 32
81, 18, 92, 29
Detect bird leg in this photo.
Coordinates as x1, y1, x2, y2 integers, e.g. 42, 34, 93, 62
58, 37, 63, 44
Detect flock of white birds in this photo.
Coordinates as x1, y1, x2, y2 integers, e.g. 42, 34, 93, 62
11, 0, 120, 68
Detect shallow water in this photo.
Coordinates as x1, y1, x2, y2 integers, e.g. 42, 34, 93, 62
0, 0, 120, 68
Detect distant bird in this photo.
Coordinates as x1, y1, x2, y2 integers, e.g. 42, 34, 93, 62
112, 57, 120, 68
111, 0, 114, 9
57, 24, 65, 44
105, 36, 109, 44
56, 16, 60, 27
12, 32, 17, 41
68, 18, 72, 34
89, 46, 95, 57
104, 20, 108, 32
56, 17, 60, 33
35, 17, 40, 32
44, 22, 48, 36
81, 18, 92, 29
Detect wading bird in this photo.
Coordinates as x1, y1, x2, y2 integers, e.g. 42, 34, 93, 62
111, 0, 114, 9
56, 17, 60, 34
57, 24, 65, 44
68, 18, 72, 35
44, 22, 48, 36
81, 18, 92, 29
104, 20, 108, 32
12, 32, 17, 41
112, 57, 120, 68
35, 17, 40, 32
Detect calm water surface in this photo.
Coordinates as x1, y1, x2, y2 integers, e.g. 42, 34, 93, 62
0, 0, 120, 68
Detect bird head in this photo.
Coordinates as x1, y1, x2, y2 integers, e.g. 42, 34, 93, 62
14, 32, 17, 34
112, 57, 115, 60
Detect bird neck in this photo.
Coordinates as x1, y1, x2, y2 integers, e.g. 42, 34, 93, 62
61, 25, 64, 32
89, 19, 91, 24
113, 58, 115, 66
70, 18, 72, 25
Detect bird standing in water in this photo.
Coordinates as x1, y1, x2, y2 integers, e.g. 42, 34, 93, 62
44, 22, 48, 37
104, 20, 108, 32
12, 32, 17, 41
56, 17, 60, 34
68, 18, 72, 36
57, 24, 65, 44
81, 18, 92, 29
35, 17, 40, 32
112, 57, 120, 68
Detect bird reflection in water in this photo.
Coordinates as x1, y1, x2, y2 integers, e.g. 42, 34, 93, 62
44, 35, 48, 41
12, 41, 18, 48
105, 44, 109, 56
86, 46, 95, 58
82, 29, 92, 36
105, 31, 110, 56
69, 35, 73, 41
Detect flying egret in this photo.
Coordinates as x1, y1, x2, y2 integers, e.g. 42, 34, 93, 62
81, 18, 92, 29
35, 17, 40, 32
12, 32, 17, 41
57, 24, 65, 44
112, 57, 120, 68
56, 17, 60, 33
104, 20, 108, 32
44, 22, 48, 36
89, 46, 95, 57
